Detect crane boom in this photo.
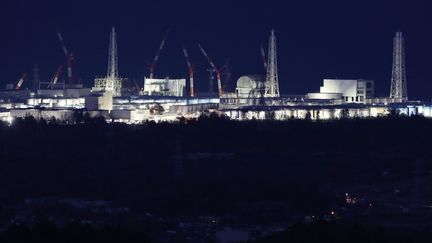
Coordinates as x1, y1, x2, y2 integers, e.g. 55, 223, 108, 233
149, 29, 170, 79
198, 44, 223, 97
56, 24, 74, 85
15, 73, 28, 90
182, 47, 195, 97
48, 65, 63, 88
132, 79, 143, 95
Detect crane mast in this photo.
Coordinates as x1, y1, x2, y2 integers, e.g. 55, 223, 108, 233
198, 44, 223, 97
56, 25, 74, 85
149, 29, 170, 79
182, 47, 195, 97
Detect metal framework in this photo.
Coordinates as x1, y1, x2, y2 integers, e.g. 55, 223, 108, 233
390, 31, 407, 100
264, 30, 280, 98
94, 27, 122, 96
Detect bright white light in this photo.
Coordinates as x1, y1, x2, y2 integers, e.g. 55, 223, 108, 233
7, 116, 13, 125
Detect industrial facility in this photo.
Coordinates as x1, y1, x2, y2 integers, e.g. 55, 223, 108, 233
0, 29, 429, 124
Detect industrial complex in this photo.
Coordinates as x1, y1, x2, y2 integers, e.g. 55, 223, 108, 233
0, 28, 428, 124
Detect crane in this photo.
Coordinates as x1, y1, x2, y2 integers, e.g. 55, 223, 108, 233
149, 29, 170, 79
182, 47, 195, 97
55, 24, 74, 85
132, 79, 143, 95
198, 44, 223, 97
15, 73, 28, 90
47, 65, 63, 89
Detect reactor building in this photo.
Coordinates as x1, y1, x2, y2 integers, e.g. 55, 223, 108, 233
1, 29, 430, 124
306, 79, 374, 103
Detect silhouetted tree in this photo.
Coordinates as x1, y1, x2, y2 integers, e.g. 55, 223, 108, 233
71, 109, 84, 124
388, 108, 401, 117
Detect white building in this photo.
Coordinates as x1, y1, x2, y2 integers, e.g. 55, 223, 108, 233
307, 79, 374, 103
85, 91, 113, 111
0, 109, 11, 123
28, 97, 85, 109
37, 87, 91, 98
92, 77, 123, 97
143, 78, 186, 97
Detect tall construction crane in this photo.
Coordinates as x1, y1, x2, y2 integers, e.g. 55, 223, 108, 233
182, 47, 195, 97
47, 65, 63, 89
15, 73, 28, 90
149, 29, 170, 79
56, 24, 74, 85
198, 44, 223, 97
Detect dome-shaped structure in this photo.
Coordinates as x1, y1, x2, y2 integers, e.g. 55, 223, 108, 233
236, 75, 265, 89
236, 75, 265, 98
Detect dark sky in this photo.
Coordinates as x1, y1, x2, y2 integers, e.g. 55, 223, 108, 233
1, 0, 431, 99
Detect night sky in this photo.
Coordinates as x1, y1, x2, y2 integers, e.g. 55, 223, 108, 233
1, 0, 431, 99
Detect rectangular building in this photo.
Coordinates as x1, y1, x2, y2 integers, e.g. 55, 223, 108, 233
319, 79, 374, 103
143, 78, 186, 97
